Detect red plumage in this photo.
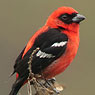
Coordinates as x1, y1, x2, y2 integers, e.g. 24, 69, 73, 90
10, 6, 85, 95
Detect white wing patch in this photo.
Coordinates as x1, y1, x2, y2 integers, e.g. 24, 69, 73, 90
36, 50, 55, 58
51, 41, 67, 47
36, 41, 67, 58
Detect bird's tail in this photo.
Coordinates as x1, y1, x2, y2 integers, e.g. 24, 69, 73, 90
9, 56, 29, 95
9, 77, 26, 95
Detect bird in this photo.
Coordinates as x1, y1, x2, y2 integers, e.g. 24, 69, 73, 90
9, 6, 85, 95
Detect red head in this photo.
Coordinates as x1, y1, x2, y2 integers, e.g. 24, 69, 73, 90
46, 6, 85, 33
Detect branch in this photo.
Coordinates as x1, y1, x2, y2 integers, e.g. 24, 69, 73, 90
27, 75, 64, 95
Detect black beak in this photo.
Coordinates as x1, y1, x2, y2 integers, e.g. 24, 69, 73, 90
72, 14, 86, 23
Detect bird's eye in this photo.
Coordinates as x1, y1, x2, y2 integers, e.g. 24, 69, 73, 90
59, 14, 70, 21
61, 15, 68, 20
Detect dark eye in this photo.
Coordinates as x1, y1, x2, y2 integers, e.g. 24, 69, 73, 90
61, 14, 68, 20
59, 13, 70, 21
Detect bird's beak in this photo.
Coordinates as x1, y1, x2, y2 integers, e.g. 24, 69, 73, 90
72, 14, 86, 23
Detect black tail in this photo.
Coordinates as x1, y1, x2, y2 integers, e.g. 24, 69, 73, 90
9, 53, 30, 95
9, 68, 29, 95
9, 77, 25, 95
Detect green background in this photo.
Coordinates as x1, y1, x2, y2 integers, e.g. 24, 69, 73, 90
0, 0, 95, 95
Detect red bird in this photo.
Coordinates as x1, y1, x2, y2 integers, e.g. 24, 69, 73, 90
9, 6, 85, 95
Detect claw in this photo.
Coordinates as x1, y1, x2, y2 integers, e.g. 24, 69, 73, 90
47, 77, 56, 83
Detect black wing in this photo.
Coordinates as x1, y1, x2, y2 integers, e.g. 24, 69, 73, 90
31, 28, 68, 73
14, 28, 68, 75
9, 28, 68, 95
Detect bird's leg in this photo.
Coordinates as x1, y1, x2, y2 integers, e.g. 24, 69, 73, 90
44, 77, 56, 88
45, 78, 60, 94
44, 78, 63, 94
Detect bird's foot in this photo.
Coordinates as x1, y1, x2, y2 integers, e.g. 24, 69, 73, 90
43, 78, 64, 94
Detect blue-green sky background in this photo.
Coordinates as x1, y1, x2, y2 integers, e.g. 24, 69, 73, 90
0, 0, 95, 95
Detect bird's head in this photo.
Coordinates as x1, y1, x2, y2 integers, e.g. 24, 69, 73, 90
46, 6, 85, 33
